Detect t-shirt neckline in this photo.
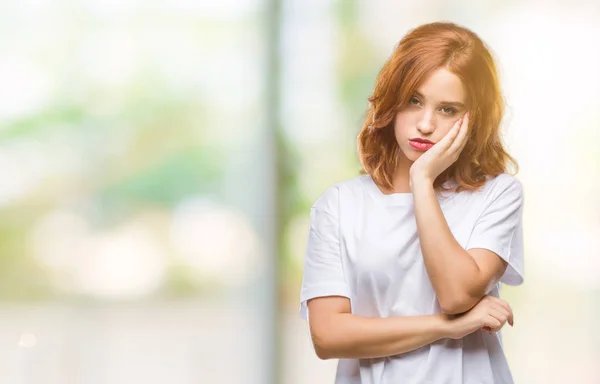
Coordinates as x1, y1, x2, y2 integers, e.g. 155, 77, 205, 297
361, 174, 457, 206
362, 174, 414, 206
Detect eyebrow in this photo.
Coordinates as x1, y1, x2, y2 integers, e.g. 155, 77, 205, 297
413, 91, 465, 108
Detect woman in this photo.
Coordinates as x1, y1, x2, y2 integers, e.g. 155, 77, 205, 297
299, 22, 524, 383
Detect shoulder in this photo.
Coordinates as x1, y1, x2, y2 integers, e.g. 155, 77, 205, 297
470, 173, 524, 211
312, 174, 368, 212
484, 173, 524, 200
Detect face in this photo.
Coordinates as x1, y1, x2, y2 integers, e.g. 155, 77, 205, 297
394, 67, 467, 162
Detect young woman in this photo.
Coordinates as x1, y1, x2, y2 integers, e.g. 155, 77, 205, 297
299, 22, 524, 383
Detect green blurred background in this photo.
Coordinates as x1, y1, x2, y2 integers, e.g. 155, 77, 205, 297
0, 0, 599, 383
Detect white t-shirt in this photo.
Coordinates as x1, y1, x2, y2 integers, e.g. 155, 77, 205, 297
299, 173, 524, 384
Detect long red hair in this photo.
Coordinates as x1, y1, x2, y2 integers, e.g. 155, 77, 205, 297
358, 22, 518, 192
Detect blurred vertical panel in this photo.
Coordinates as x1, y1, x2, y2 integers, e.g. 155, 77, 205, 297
0, 0, 277, 383
263, 0, 281, 383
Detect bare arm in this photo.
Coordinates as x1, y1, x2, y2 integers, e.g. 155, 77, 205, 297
307, 295, 514, 360
411, 179, 508, 314
407, 115, 524, 315
307, 296, 469, 360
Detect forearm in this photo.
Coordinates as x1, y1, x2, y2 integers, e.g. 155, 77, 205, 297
411, 178, 483, 312
314, 313, 453, 360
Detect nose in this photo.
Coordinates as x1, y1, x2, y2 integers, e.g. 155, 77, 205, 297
416, 109, 435, 135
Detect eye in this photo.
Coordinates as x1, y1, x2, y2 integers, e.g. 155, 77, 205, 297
409, 97, 421, 106
441, 106, 457, 115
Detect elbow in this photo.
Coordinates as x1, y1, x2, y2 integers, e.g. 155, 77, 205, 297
308, 309, 351, 360
440, 302, 469, 315
311, 333, 336, 360
314, 344, 333, 360
438, 294, 479, 315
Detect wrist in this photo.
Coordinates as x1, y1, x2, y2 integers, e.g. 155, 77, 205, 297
409, 172, 433, 187
440, 314, 477, 340
436, 314, 458, 340
409, 174, 434, 192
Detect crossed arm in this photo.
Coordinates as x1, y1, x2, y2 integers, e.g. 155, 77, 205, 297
305, 175, 521, 360
411, 178, 508, 314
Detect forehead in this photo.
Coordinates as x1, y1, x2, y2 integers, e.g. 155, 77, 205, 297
416, 68, 465, 103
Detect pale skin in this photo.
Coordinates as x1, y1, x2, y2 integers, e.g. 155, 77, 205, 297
307, 68, 514, 360
403, 68, 512, 316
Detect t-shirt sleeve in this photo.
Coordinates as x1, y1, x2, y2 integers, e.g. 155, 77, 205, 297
466, 175, 525, 286
299, 185, 351, 321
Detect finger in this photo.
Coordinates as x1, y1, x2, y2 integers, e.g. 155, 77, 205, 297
484, 317, 502, 332
457, 112, 470, 152
506, 304, 514, 326
449, 112, 469, 154
502, 306, 513, 325
488, 298, 514, 327
492, 298, 511, 314
438, 116, 463, 150
488, 307, 508, 326
487, 318, 504, 333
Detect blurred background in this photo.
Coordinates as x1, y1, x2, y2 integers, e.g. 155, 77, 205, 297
0, 0, 599, 383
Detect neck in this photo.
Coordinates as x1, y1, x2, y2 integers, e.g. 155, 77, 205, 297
379, 156, 413, 194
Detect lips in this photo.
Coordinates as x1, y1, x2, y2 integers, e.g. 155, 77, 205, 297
410, 138, 434, 144
408, 138, 434, 151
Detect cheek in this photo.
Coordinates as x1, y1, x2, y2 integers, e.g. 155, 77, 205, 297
437, 119, 456, 137
393, 112, 412, 138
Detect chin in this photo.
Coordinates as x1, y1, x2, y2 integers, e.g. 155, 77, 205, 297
400, 146, 423, 162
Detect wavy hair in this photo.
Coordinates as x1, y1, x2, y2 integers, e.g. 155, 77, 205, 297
358, 22, 518, 192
